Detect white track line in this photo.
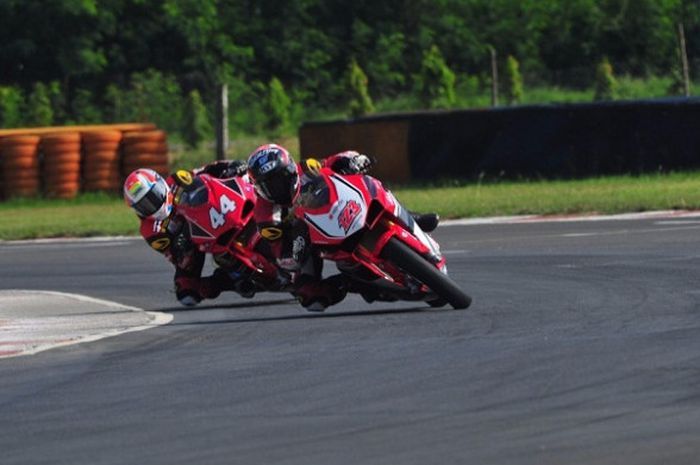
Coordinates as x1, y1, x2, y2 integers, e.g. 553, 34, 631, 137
0, 290, 172, 359
442, 210, 700, 226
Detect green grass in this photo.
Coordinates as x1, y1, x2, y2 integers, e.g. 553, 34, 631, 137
0, 192, 138, 240
2, 172, 700, 241
393, 172, 700, 218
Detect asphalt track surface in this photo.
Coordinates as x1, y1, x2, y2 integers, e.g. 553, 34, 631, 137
1, 217, 700, 464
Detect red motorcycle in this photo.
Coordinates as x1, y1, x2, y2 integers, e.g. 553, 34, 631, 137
294, 167, 471, 309
175, 172, 291, 295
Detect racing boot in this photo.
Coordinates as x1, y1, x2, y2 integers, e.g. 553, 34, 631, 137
296, 274, 348, 312
411, 212, 440, 232
211, 267, 256, 299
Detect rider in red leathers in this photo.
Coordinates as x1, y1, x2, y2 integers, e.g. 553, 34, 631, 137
246, 143, 439, 311
123, 160, 252, 306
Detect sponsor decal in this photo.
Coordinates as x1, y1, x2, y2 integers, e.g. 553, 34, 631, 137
304, 158, 322, 175
338, 200, 361, 233
127, 180, 144, 196
292, 236, 306, 262
176, 170, 193, 185
150, 237, 171, 251
261, 227, 283, 241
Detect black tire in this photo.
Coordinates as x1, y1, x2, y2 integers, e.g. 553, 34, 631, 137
380, 237, 472, 309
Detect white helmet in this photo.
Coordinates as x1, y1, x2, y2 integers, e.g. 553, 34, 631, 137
123, 168, 173, 220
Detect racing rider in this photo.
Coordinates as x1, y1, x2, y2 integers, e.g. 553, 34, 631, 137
246, 143, 439, 311
123, 160, 251, 306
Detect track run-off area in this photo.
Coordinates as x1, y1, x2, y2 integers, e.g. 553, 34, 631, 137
1, 212, 700, 464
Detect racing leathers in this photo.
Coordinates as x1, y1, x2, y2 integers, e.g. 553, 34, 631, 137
139, 160, 250, 306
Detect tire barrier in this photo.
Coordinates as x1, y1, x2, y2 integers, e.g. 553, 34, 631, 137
121, 130, 170, 179
0, 123, 171, 200
41, 132, 81, 199
82, 130, 122, 193
0, 135, 41, 198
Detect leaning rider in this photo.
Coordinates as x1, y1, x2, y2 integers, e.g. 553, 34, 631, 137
123, 160, 251, 306
246, 143, 439, 311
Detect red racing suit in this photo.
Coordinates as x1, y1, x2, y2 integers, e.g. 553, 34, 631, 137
139, 160, 248, 305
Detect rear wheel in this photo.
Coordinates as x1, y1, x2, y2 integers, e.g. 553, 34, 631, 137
380, 237, 471, 309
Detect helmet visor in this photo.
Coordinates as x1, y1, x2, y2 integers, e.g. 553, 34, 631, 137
257, 169, 298, 205
132, 181, 168, 217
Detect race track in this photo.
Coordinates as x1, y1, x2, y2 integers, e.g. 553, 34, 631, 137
1, 217, 700, 464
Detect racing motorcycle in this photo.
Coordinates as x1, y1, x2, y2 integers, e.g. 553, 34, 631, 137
294, 167, 471, 309
174, 171, 291, 295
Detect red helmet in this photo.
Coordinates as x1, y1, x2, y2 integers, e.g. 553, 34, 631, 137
246, 144, 300, 205
123, 168, 173, 220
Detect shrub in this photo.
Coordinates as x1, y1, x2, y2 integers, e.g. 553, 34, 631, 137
182, 89, 211, 148
594, 57, 617, 101
504, 55, 523, 105
129, 69, 184, 133
26, 82, 53, 127
265, 77, 291, 134
417, 45, 456, 109
348, 58, 374, 118
0, 86, 24, 128
71, 88, 103, 124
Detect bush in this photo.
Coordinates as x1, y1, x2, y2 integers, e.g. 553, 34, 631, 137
504, 55, 523, 105
47, 81, 68, 124
265, 77, 291, 134
417, 45, 456, 109
129, 69, 184, 133
348, 58, 374, 117
594, 57, 617, 101
26, 82, 53, 127
103, 84, 127, 123
182, 89, 211, 148
71, 88, 103, 124
0, 86, 24, 128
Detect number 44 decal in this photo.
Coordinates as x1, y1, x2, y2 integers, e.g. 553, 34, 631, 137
209, 195, 237, 229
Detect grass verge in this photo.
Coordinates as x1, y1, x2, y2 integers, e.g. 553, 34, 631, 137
1, 171, 700, 240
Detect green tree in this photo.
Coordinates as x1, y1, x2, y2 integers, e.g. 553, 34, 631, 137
265, 77, 291, 134
594, 57, 617, 101
417, 45, 456, 108
26, 83, 53, 127
348, 59, 374, 118
182, 89, 211, 148
504, 55, 524, 105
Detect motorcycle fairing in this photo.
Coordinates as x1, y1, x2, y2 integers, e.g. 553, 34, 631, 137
303, 174, 368, 241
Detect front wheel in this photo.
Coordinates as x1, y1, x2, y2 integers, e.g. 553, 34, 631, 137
380, 237, 472, 309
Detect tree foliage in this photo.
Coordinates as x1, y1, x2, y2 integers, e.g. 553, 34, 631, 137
418, 45, 456, 108
0, 0, 697, 131
266, 77, 292, 134
594, 57, 618, 101
348, 59, 374, 117
504, 55, 523, 105
182, 89, 211, 148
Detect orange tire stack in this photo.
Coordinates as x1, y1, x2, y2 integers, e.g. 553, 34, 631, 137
41, 132, 81, 199
82, 130, 123, 192
121, 130, 170, 179
0, 135, 41, 198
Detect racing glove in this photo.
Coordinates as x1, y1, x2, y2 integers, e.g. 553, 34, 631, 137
331, 151, 374, 175
201, 160, 248, 178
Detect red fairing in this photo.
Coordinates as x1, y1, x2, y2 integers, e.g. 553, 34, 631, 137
293, 167, 443, 281
176, 174, 279, 281
178, 174, 256, 248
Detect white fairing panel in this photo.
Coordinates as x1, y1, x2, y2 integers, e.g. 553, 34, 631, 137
304, 176, 367, 238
